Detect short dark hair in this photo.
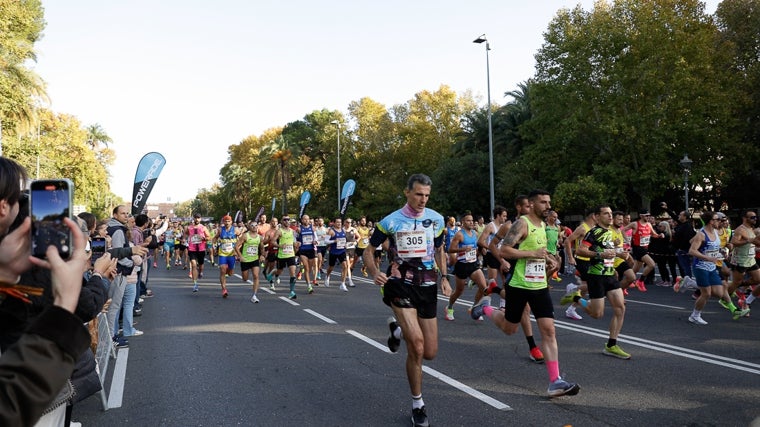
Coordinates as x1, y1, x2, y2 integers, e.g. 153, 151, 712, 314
78, 212, 97, 230
493, 205, 507, 218
407, 173, 432, 190
135, 213, 150, 227
594, 205, 610, 215
612, 210, 625, 218
0, 157, 28, 205
528, 190, 550, 201
514, 195, 528, 206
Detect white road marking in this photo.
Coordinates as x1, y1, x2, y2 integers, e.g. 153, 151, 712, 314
345, 329, 512, 411
304, 308, 337, 324
108, 348, 128, 409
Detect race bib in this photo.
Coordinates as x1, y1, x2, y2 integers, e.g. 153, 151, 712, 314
362, 237, 369, 246
346, 241, 356, 249
603, 257, 615, 268
246, 245, 258, 256
281, 243, 294, 256
302, 235, 314, 245
335, 238, 346, 250
705, 249, 722, 260
190, 235, 202, 244
465, 249, 477, 263
524, 258, 546, 283
396, 230, 427, 259
640, 236, 650, 246
220, 242, 234, 253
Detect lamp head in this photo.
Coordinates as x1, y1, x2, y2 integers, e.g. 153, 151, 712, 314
473, 34, 487, 44
679, 154, 693, 170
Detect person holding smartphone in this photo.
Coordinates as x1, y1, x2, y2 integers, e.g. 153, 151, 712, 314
0, 156, 91, 425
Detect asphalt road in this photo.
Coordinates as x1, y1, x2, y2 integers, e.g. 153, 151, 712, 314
72, 258, 760, 427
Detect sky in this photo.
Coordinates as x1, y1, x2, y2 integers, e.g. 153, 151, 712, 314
33, 0, 720, 205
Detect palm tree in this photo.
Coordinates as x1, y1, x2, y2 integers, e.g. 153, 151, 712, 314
258, 135, 301, 216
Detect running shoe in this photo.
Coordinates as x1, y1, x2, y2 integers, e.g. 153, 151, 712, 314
325, 276, 331, 287
547, 377, 580, 397
560, 284, 580, 306
444, 307, 455, 321
688, 314, 707, 325
673, 276, 682, 291
307, 284, 314, 294
603, 344, 631, 359
623, 288, 629, 296
411, 406, 429, 427
387, 317, 401, 353
339, 283, 348, 292
288, 291, 297, 300
188, 272, 192, 278
297, 271, 302, 280
192, 283, 199, 292
348, 278, 356, 287
485, 278, 498, 296
251, 294, 259, 303
222, 289, 228, 298
361, 266, 367, 277
166, 263, 170, 270
565, 305, 583, 320
732, 307, 750, 320
470, 295, 492, 320
153, 262, 158, 268
635, 279, 647, 292
529, 346, 545, 363
276, 277, 281, 285
718, 299, 732, 311
199, 272, 203, 279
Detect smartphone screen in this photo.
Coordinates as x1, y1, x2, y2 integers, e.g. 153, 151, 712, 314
91, 237, 106, 263
31, 179, 73, 259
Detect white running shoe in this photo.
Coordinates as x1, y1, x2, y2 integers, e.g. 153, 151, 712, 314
340, 283, 348, 292
251, 295, 259, 303
325, 276, 331, 287
348, 278, 356, 287
565, 305, 583, 320
688, 314, 708, 325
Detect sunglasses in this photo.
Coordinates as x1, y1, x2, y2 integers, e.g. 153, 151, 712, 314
748, 216, 758, 220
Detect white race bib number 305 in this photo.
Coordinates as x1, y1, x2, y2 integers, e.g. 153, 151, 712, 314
396, 230, 427, 258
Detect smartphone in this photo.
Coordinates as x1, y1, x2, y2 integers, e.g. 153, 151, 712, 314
30, 179, 74, 259
90, 236, 106, 263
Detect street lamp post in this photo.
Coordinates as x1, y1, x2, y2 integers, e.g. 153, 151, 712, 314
331, 120, 341, 212
679, 154, 693, 213
473, 34, 495, 218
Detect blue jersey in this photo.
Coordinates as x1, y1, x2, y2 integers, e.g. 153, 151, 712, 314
298, 224, 316, 250
370, 208, 445, 286
330, 228, 347, 255
455, 229, 479, 263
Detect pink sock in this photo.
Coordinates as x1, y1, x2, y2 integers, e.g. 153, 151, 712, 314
546, 360, 560, 382
483, 305, 494, 318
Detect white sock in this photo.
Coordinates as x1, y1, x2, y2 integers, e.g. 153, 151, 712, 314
746, 294, 756, 305
393, 327, 402, 340
412, 395, 424, 409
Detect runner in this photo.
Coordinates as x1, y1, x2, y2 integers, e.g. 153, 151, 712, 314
623, 209, 664, 292
263, 217, 279, 290
727, 210, 760, 309
471, 189, 580, 397
563, 209, 596, 319
362, 173, 451, 427
267, 216, 299, 299
235, 220, 265, 303
186, 213, 209, 292
213, 215, 237, 298
314, 217, 329, 280
325, 217, 350, 291
343, 218, 360, 287
444, 212, 487, 321
561, 205, 631, 359
162, 221, 178, 269
296, 214, 318, 294
355, 216, 371, 276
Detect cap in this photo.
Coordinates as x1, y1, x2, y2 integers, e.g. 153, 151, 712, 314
638, 209, 650, 216
716, 212, 727, 219
222, 215, 232, 221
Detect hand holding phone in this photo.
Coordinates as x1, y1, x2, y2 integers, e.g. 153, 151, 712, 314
90, 236, 106, 263
30, 179, 74, 259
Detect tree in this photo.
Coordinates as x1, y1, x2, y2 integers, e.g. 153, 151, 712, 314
0, 0, 46, 141
527, 0, 741, 209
